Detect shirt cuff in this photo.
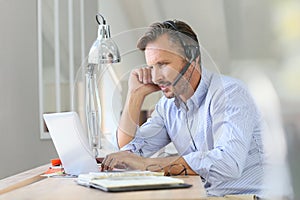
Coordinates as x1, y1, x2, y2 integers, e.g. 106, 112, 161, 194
183, 151, 213, 180
120, 136, 146, 156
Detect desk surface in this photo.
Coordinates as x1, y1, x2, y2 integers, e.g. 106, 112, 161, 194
0, 164, 208, 200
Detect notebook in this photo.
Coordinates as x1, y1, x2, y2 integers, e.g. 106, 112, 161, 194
77, 171, 192, 192
89, 176, 192, 192
43, 112, 100, 176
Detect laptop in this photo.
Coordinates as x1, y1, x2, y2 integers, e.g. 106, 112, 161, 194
43, 112, 100, 176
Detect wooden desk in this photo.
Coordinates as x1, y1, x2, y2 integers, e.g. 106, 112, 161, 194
0, 164, 208, 200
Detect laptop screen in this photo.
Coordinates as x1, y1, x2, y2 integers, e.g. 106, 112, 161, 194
43, 112, 100, 175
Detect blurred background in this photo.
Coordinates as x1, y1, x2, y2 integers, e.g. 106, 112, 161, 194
0, 0, 299, 198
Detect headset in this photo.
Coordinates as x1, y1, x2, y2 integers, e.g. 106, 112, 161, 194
162, 20, 200, 86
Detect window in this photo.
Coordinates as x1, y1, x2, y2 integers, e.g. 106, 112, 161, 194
38, 0, 97, 139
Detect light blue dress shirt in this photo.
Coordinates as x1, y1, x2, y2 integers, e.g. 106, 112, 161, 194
120, 67, 265, 196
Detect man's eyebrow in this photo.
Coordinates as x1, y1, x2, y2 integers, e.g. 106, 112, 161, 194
153, 60, 170, 66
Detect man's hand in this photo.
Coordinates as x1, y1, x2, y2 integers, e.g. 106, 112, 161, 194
128, 67, 160, 97
117, 66, 160, 148
101, 151, 149, 171
101, 151, 198, 176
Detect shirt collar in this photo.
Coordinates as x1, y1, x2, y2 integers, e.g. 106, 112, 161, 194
174, 96, 188, 111
191, 67, 211, 106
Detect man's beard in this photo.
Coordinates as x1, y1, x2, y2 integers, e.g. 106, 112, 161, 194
173, 78, 191, 98
173, 64, 196, 101
158, 79, 191, 99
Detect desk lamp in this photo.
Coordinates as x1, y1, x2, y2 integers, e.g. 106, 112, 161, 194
86, 13, 120, 158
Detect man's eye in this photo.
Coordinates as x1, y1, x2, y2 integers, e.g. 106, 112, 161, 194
158, 63, 167, 69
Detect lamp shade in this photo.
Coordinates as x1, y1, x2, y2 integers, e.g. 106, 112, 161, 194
88, 14, 121, 65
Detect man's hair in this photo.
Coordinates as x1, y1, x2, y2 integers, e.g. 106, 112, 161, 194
137, 20, 200, 62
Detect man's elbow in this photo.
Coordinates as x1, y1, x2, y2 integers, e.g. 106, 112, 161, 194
116, 130, 134, 149
210, 159, 243, 181
221, 160, 243, 180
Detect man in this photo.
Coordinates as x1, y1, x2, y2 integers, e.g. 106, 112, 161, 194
101, 20, 265, 196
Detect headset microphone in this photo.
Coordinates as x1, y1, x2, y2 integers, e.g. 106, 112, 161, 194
172, 57, 194, 87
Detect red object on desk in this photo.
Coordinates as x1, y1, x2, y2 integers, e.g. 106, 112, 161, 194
51, 158, 62, 166
42, 159, 64, 176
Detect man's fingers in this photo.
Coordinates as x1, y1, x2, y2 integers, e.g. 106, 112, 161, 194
101, 155, 113, 171
136, 68, 143, 82
101, 151, 138, 171
142, 67, 152, 84
101, 157, 115, 171
134, 67, 152, 84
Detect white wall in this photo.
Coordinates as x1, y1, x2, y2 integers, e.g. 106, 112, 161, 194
0, 0, 58, 179
0, 0, 98, 179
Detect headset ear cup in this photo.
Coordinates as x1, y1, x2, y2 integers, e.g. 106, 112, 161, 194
185, 45, 199, 60
184, 48, 191, 60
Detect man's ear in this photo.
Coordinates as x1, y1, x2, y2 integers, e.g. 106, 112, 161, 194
196, 55, 201, 64
192, 56, 200, 68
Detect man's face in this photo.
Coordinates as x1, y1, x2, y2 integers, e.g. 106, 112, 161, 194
145, 34, 187, 99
